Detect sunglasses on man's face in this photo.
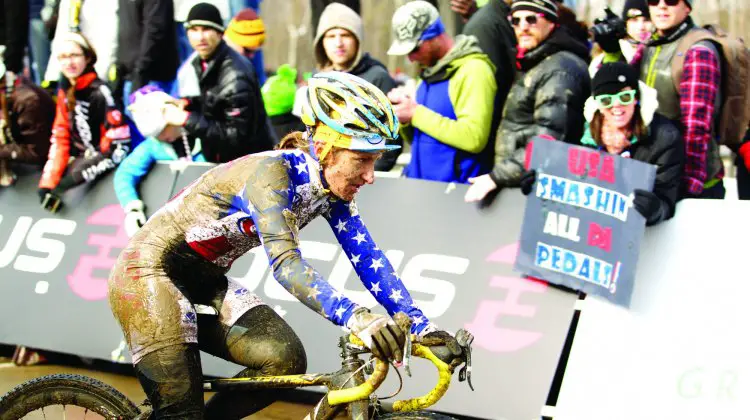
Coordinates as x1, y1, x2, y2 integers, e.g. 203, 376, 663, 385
509, 13, 544, 27
595, 90, 637, 108
647, 0, 681, 7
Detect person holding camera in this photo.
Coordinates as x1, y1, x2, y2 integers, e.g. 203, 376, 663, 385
589, 0, 652, 76
593, 0, 725, 199
464, 0, 590, 202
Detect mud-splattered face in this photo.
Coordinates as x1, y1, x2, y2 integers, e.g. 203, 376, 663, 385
319, 147, 380, 202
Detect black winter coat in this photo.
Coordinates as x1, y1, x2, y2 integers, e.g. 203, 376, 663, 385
583, 113, 684, 225
626, 114, 684, 225
491, 28, 590, 186
117, 0, 178, 89
185, 42, 275, 163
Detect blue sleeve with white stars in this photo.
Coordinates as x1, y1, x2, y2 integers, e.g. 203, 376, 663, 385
244, 154, 360, 328
326, 199, 434, 335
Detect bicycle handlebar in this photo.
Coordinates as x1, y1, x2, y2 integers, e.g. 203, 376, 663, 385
326, 334, 455, 410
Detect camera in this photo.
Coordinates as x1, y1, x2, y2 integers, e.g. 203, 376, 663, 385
590, 7, 627, 42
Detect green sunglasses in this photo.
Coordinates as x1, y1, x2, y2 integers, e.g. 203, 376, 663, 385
594, 89, 637, 108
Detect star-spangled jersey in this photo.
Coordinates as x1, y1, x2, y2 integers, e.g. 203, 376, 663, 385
143, 149, 434, 335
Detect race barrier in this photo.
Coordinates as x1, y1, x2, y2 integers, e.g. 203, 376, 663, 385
1, 162, 747, 419
0, 163, 578, 420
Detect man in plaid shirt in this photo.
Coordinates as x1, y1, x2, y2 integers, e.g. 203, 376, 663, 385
632, 0, 724, 198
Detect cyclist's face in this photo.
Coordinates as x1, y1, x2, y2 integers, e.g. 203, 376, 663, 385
322, 148, 380, 201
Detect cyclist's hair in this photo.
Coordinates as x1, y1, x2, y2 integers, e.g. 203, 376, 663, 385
276, 131, 308, 150
275, 130, 343, 166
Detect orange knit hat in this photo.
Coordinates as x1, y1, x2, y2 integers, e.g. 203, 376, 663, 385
226, 9, 266, 50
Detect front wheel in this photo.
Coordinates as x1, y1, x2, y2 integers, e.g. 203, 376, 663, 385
377, 411, 457, 420
0, 373, 141, 420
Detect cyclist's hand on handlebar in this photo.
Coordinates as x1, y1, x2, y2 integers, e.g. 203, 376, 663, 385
420, 330, 463, 366
348, 308, 406, 363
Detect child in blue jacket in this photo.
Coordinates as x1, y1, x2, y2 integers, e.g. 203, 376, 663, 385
114, 85, 205, 236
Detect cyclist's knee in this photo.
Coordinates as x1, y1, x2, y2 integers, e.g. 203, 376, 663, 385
269, 336, 307, 375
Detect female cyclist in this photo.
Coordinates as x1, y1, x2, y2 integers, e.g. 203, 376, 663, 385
108, 72, 458, 419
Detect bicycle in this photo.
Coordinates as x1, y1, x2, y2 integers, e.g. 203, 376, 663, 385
0, 313, 475, 420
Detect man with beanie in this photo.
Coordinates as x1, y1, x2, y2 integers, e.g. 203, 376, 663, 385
116, 0, 179, 97
224, 8, 265, 62
387, 0, 496, 184
314, 2, 400, 170
0, 66, 56, 186
464, 0, 590, 202
162, 2, 275, 163
261, 64, 305, 142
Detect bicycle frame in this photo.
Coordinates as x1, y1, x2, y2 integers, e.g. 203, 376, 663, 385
203, 335, 375, 420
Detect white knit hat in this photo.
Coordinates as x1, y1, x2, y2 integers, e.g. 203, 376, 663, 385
128, 91, 175, 138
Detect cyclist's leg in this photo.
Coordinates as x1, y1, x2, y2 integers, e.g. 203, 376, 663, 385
134, 343, 204, 419
199, 279, 307, 419
109, 249, 205, 419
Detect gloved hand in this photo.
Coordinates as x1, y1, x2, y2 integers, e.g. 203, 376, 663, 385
39, 188, 63, 213
590, 7, 626, 53
347, 308, 405, 362
519, 169, 537, 196
124, 200, 147, 237
38, 188, 51, 203
738, 141, 750, 172
420, 330, 463, 365
633, 189, 662, 225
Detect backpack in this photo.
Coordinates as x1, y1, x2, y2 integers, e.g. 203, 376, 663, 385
671, 25, 750, 150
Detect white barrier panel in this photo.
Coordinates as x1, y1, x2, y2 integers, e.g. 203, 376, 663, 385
554, 199, 750, 420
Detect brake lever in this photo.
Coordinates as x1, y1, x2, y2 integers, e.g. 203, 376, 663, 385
455, 329, 474, 391
403, 333, 412, 377
392, 312, 413, 377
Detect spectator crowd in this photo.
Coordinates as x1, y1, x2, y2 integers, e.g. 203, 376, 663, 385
1, 0, 749, 237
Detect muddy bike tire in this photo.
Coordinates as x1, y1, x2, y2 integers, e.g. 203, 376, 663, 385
377, 411, 457, 420
0, 373, 141, 420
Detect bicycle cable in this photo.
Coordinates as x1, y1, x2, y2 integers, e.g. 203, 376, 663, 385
337, 357, 378, 390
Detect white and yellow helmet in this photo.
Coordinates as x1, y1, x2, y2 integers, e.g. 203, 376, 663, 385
301, 72, 400, 160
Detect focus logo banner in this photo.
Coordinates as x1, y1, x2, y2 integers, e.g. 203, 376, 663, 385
514, 138, 656, 307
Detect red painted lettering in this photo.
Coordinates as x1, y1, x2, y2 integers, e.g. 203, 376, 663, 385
587, 222, 612, 252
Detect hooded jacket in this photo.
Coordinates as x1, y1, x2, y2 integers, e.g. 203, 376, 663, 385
580, 85, 683, 225
490, 28, 590, 186
402, 35, 497, 183
313, 3, 401, 171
